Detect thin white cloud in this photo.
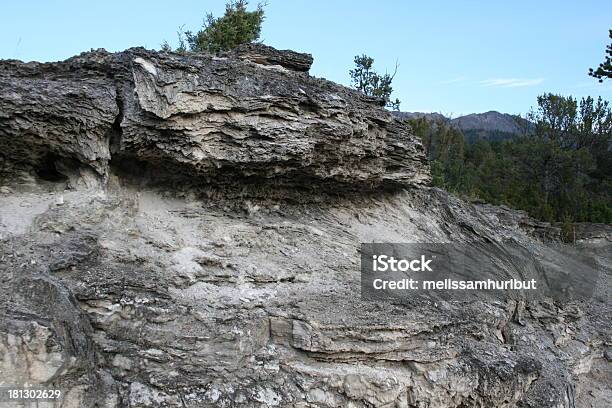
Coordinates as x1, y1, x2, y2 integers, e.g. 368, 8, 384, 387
480, 78, 544, 88
438, 76, 468, 85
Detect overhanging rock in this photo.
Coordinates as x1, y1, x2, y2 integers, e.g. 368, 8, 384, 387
0, 45, 430, 190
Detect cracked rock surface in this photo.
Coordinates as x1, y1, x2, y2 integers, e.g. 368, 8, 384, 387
0, 46, 610, 407
0, 45, 429, 191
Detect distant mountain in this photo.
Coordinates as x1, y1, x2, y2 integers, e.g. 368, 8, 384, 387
392, 111, 449, 123
450, 111, 527, 133
394, 110, 534, 143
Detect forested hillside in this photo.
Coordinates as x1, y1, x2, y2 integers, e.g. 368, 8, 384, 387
407, 94, 612, 226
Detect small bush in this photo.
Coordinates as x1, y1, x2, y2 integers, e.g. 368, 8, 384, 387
349, 54, 400, 111
561, 218, 575, 243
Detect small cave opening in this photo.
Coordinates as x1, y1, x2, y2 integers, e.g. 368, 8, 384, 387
35, 153, 68, 182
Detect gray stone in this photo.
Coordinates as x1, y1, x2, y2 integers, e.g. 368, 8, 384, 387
0, 46, 609, 408
0, 47, 429, 191
224, 43, 314, 72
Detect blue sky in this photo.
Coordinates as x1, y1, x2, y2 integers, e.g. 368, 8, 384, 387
1, 1, 610, 115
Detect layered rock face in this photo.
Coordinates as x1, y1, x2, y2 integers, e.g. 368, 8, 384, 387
0, 46, 610, 408
0, 46, 429, 191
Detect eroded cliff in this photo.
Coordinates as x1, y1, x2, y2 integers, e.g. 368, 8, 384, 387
0, 45, 429, 192
0, 45, 610, 408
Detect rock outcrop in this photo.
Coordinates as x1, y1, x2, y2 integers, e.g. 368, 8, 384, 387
0, 45, 429, 192
224, 43, 314, 72
0, 45, 610, 408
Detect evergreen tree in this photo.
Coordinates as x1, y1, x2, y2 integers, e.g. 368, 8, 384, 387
163, 1, 265, 54
349, 55, 401, 111
589, 29, 612, 82
406, 94, 612, 224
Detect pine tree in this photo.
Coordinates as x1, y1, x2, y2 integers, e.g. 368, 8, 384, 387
349, 55, 401, 111
163, 1, 265, 54
589, 29, 612, 82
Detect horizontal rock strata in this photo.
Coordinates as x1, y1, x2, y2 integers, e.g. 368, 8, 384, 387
0, 45, 609, 408
0, 45, 429, 191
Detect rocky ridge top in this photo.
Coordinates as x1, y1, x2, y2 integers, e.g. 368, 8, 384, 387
0, 45, 429, 194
